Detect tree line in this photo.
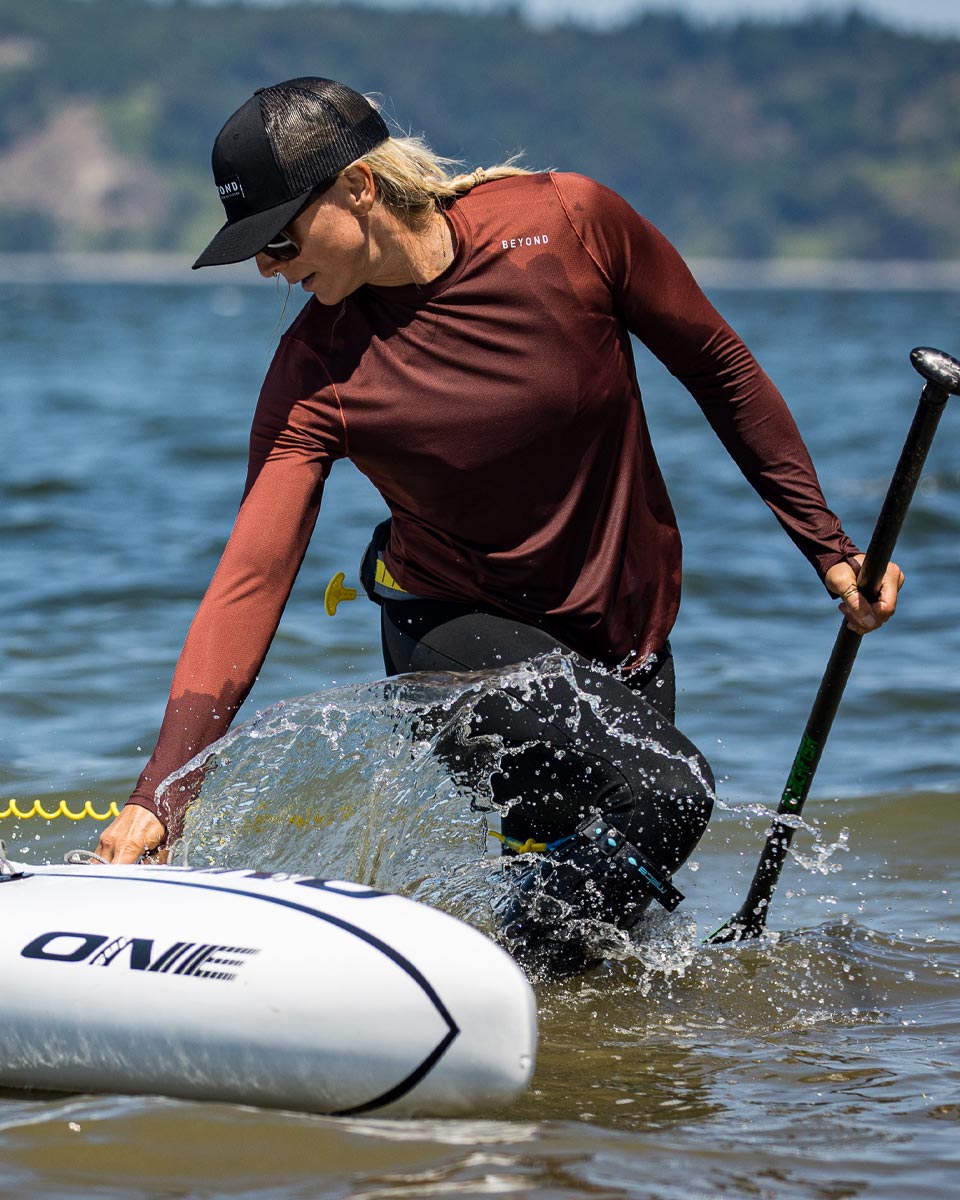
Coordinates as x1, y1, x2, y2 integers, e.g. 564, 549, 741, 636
1, 0, 957, 258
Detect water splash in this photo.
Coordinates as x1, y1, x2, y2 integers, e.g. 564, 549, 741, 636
712, 793, 852, 878
159, 649, 871, 992
166, 669, 499, 929
163, 652, 714, 945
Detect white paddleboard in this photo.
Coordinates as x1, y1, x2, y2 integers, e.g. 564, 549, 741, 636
0, 857, 536, 1116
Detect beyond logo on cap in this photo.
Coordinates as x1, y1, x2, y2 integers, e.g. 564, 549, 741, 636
218, 178, 245, 202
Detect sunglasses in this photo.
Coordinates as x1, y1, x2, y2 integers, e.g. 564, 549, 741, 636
259, 179, 337, 262
261, 230, 301, 262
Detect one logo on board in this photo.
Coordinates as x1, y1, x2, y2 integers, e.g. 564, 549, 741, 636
21, 931, 260, 982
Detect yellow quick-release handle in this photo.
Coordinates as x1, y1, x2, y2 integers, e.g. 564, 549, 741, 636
0, 799, 121, 821
324, 572, 358, 616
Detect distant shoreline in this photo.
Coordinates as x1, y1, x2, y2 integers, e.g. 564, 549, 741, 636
2, 253, 960, 290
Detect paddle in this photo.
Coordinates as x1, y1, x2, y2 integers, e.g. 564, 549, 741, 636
709, 346, 960, 945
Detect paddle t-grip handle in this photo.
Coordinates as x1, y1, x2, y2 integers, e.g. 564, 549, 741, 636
910, 346, 960, 397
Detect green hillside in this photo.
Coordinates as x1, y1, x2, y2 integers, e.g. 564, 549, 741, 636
1, 0, 958, 258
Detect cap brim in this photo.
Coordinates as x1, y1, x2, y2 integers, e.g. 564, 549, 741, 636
191, 188, 315, 269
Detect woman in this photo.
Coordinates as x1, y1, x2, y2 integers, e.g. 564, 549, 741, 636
96, 77, 902, 976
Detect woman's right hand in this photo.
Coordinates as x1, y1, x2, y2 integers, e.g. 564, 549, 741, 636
95, 804, 167, 865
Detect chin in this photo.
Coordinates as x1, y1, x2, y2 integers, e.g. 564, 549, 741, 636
299, 275, 335, 303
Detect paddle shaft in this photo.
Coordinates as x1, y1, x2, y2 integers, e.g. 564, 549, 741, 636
710, 347, 959, 944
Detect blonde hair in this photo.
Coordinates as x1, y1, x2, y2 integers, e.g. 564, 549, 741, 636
360, 131, 532, 228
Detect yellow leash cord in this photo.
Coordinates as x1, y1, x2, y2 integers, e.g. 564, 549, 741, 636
0, 799, 121, 821
486, 830, 549, 855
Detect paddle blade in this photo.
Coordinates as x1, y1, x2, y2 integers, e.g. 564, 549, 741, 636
707, 907, 767, 945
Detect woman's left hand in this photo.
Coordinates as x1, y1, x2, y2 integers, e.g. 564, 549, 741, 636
824, 556, 904, 635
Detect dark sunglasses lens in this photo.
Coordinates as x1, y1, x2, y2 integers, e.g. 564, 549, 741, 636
262, 234, 299, 262
258, 180, 335, 262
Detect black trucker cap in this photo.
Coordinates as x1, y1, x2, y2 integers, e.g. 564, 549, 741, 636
192, 77, 390, 269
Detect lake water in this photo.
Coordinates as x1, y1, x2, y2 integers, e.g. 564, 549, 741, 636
1, 275, 958, 1198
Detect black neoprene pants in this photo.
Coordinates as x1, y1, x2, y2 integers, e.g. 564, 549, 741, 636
380, 599, 714, 881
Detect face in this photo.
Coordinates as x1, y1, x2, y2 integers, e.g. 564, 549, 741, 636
255, 168, 374, 305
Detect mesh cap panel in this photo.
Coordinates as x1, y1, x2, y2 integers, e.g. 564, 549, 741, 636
259, 79, 390, 195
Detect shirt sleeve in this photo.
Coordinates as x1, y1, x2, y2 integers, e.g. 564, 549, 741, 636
126, 332, 346, 836
552, 173, 861, 580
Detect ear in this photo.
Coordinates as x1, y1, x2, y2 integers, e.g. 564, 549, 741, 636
340, 162, 376, 216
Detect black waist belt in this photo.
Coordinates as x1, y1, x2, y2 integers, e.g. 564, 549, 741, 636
359, 517, 419, 603
370, 556, 418, 601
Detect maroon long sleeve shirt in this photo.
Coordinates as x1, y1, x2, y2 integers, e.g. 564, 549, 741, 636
129, 172, 858, 828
